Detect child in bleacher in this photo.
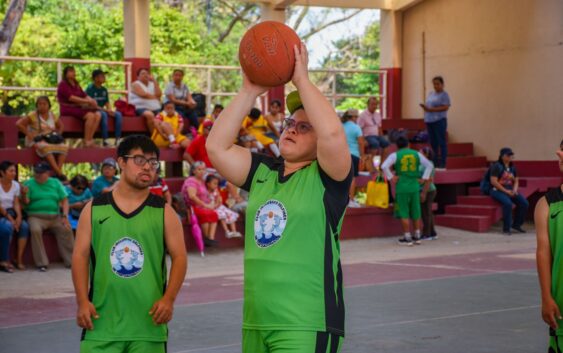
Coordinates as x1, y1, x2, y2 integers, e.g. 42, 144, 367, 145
241, 107, 280, 157
151, 101, 190, 149
65, 174, 92, 230
205, 174, 242, 239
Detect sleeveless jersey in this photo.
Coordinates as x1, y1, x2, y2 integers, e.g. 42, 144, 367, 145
241, 153, 352, 336
547, 187, 563, 335
395, 148, 421, 193
82, 192, 167, 342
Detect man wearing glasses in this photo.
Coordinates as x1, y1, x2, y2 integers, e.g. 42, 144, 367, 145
207, 44, 351, 353
72, 135, 187, 353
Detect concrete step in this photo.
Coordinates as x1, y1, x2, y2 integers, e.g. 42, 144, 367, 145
446, 156, 488, 169
410, 142, 474, 156
435, 214, 492, 233
457, 195, 498, 206
445, 204, 501, 220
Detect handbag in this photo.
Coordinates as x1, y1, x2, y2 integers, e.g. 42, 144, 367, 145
115, 99, 136, 117
33, 112, 65, 144
366, 174, 389, 209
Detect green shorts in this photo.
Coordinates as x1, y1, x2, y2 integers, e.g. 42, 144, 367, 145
395, 192, 421, 220
243, 330, 343, 353
80, 340, 166, 353
549, 328, 563, 352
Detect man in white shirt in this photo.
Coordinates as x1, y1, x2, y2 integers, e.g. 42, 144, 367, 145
358, 97, 390, 161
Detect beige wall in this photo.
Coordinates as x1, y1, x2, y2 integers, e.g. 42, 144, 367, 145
401, 0, 563, 160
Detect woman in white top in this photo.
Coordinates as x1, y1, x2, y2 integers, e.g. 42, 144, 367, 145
128, 68, 162, 134
0, 161, 30, 272
265, 99, 284, 141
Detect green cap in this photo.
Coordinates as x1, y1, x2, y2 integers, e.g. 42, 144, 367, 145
286, 90, 304, 115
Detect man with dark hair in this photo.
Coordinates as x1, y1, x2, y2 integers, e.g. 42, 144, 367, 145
358, 97, 389, 161
86, 69, 123, 147
72, 134, 187, 353
381, 136, 433, 246
536, 139, 563, 351
164, 69, 198, 129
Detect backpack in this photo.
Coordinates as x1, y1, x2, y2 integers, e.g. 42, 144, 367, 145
480, 162, 501, 195
115, 99, 136, 117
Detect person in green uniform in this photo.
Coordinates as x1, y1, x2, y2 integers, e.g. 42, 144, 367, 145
72, 135, 187, 353
207, 43, 352, 353
381, 136, 433, 246
536, 139, 563, 352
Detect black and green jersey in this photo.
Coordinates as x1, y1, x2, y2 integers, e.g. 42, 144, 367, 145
82, 192, 168, 342
241, 153, 352, 336
548, 187, 563, 335
395, 148, 421, 194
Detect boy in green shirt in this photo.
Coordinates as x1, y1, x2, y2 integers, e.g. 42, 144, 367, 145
535, 139, 563, 351
381, 136, 433, 246
85, 69, 123, 147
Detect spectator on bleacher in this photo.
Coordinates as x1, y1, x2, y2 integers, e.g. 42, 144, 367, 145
16, 96, 69, 180
149, 168, 172, 204
57, 66, 101, 148
226, 182, 248, 214
205, 174, 242, 238
420, 76, 451, 170
91, 158, 119, 198
342, 109, 365, 208
128, 68, 162, 134
242, 108, 280, 157
358, 97, 389, 161
182, 161, 218, 246
164, 69, 198, 129
382, 136, 433, 246
197, 104, 223, 135
0, 161, 30, 272
65, 175, 92, 231
264, 99, 284, 141
419, 147, 437, 240
85, 69, 123, 147
489, 147, 529, 235
151, 102, 190, 149
21, 162, 74, 271
184, 120, 214, 168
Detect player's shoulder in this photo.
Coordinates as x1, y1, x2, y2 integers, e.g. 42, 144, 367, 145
146, 193, 166, 208
546, 187, 563, 205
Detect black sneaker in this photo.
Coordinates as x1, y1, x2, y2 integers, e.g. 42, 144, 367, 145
412, 236, 422, 245
203, 237, 218, 247
420, 234, 432, 241
38, 266, 47, 272
502, 230, 512, 236
398, 237, 414, 246
511, 226, 526, 233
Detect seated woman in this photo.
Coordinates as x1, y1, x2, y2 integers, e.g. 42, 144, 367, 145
56, 66, 101, 147
128, 68, 162, 134
16, 96, 69, 180
182, 161, 219, 246
205, 174, 242, 239
0, 161, 30, 272
151, 101, 190, 149
241, 107, 280, 157
65, 175, 92, 231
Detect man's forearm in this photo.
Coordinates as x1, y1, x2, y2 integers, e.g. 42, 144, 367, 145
163, 254, 187, 302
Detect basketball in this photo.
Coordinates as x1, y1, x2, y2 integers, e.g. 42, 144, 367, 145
238, 21, 301, 87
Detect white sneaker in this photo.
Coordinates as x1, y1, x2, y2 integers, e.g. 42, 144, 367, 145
200, 251, 205, 257
232, 231, 242, 238
226, 231, 234, 239
348, 200, 362, 208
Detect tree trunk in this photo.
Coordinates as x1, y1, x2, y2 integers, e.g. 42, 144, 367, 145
0, 0, 26, 57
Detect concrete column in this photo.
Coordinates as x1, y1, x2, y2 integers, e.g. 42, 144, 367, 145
380, 10, 403, 119
123, 0, 151, 87
259, 3, 287, 114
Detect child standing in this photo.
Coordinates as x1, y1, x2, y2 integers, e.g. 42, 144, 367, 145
205, 175, 242, 239
419, 147, 437, 240
152, 101, 190, 149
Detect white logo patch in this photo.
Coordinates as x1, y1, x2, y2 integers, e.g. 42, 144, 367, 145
110, 237, 144, 278
254, 200, 287, 248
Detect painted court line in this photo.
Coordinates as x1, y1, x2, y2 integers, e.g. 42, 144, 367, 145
370, 305, 539, 328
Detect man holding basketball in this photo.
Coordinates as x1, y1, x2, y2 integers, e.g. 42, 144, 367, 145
207, 43, 351, 353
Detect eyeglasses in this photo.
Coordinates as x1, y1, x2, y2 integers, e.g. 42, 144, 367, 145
123, 155, 160, 169
282, 118, 313, 135
75, 186, 86, 191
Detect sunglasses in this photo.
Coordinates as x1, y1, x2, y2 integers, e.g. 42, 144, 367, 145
124, 154, 160, 170
282, 118, 313, 135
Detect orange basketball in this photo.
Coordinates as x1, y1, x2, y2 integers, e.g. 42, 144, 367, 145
239, 21, 301, 87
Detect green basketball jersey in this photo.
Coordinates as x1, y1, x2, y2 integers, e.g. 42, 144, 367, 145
241, 153, 352, 336
395, 148, 421, 194
82, 192, 168, 342
548, 187, 563, 335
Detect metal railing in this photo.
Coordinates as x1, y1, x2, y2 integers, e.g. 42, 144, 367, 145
0, 56, 386, 118
0, 56, 131, 95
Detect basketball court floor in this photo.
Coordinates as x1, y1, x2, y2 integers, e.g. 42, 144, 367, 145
0, 225, 547, 353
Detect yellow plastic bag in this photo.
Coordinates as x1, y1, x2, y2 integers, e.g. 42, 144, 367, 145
366, 176, 389, 209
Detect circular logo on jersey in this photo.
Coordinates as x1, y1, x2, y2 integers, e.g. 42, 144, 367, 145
254, 200, 287, 248
110, 237, 144, 278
